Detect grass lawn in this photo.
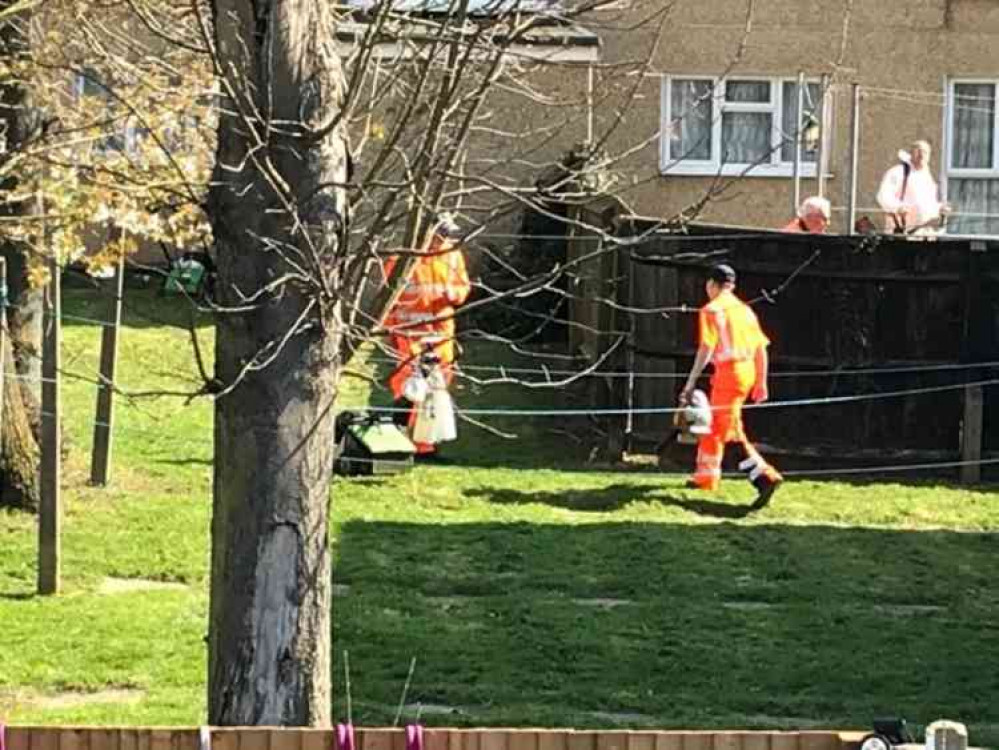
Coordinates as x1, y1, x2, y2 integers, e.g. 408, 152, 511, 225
1, 288, 998, 744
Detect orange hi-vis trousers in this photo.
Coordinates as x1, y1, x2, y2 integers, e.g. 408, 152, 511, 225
692, 363, 781, 492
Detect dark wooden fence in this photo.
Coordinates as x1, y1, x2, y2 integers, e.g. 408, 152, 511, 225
566, 221, 999, 474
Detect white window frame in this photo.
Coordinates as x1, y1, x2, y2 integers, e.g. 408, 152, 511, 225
659, 75, 820, 178
942, 77, 999, 237
944, 77, 999, 179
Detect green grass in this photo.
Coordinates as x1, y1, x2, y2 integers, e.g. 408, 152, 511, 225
1, 289, 998, 744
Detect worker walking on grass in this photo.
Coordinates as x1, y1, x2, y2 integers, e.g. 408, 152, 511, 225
679, 264, 783, 509
384, 214, 471, 457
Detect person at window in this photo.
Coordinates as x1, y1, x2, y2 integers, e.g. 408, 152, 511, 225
780, 196, 831, 233
679, 264, 783, 510
876, 140, 951, 235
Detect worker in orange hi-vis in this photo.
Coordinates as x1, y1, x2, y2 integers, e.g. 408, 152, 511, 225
679, 264, 783, 509
383, 214, 471, 456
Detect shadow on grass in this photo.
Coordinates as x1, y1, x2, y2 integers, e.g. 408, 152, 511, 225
332, 519, 999, 738
0, 592, 36, 601
156, 458, 213, 467
465, 484, 757, 518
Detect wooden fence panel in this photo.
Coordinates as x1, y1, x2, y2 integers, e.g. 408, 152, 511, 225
626, 733, 657, 750
652, 734, 681, 750
29, 729, 60, 750
1, 728, 853, 750
768, 733, 799, 750
680, 733, 711, 750
6, 728, 31, 750
595, 733, 627, 750
300, 730, 330, 750
741, 735, 770, 750
425, 730, 450, 750
537, 731, 568, 750
566, 732, 597, 750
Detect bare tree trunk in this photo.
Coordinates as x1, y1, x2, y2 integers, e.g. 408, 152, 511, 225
206, 0, 349, 727
0, 0, 43, 511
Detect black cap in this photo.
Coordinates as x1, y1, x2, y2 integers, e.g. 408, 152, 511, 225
708, 263, 737, 285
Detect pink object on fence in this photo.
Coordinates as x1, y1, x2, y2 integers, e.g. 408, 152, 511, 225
336, 725, 355, 750
406, 725, 424, 750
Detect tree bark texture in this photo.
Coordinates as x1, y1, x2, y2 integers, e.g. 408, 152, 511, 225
207, 0, 349, 727
0, 1, 43, 511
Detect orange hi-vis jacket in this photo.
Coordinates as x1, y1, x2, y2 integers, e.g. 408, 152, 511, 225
384, 236, 471, 399
699, 289, 769, 389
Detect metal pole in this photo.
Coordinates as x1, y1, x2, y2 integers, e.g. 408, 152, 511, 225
792, 71, 805, 215
38, 202, 61, 596
817, 73, 831, 198
90, 249, 125, 486
586, 63, 594, 144
848, 83, 862, 234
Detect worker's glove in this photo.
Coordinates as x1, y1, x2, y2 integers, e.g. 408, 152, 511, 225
678, 386, 694, 406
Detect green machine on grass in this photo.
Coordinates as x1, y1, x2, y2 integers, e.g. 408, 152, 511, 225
335, 411, 415, 476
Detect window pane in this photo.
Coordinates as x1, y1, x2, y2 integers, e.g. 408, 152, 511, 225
951, 83, 995, 169
780, 81, 820, 163
948, 178, 999, 235
722, 112, 771, 164
669, 79, 714, 161
725, 80, 770, 103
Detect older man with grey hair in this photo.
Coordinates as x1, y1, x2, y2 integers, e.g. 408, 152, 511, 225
781, 196, 831, 233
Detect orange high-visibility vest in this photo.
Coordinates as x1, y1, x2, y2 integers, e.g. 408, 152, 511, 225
384, 236, 470, 398
383, 236, 470, 340
698, 289, 768, 384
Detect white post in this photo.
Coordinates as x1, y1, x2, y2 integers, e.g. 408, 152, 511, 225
587, 63, 594, 144
817, 73, 831, 198
848, 83, 862, 233
792, 71, 805, 215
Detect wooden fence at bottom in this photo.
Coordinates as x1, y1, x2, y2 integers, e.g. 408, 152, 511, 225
1, 728, 867, 750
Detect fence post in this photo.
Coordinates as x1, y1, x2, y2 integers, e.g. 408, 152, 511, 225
90, 252, 125, 486
960, 386, 983, 484
959, 240, 988, 485
38, 232, 61, 595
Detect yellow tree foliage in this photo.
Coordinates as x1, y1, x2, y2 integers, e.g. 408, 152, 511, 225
2, 0, 215, 282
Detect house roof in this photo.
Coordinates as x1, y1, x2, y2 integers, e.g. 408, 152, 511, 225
334, 7, 601, 63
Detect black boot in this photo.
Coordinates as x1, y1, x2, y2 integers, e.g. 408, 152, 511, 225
750, 474, 782, 510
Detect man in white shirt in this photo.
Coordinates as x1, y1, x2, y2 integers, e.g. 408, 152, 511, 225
876, 140, 951, 235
